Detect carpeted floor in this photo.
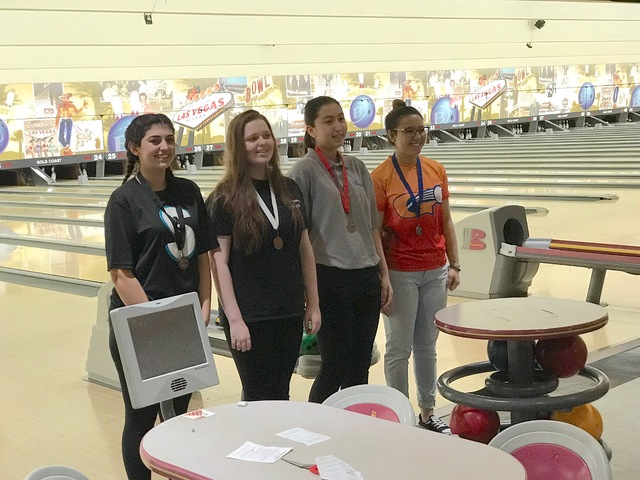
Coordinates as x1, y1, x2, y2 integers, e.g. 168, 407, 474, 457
589, 345, 640, 389
590, 345, 640, 479
593, 376, 640, 479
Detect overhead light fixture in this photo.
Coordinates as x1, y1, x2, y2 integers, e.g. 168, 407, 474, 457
526, 42, 533, 49
144, 12, 153, 25
534, 19, 546, 29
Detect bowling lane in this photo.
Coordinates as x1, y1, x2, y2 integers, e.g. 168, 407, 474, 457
0, 219, 103, 243
418, 158, 640, 167
445, 168, 640, 177
0, 182, 619, 203
0, 192, 111, 205
0, 245, 107, 283
0, 201, 106, 284
448, 176, 640, 189
0, 182, 216, 195
0, 184, 217, 200
0, 185, 117, 195
0, 205, 104, 221
447, 187, 617, 202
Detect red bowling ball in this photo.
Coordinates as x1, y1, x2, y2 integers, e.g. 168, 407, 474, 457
534, 335, 587, 378
450, 404, 501, 444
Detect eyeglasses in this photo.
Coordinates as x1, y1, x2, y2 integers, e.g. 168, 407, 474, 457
394, 127, 428, 137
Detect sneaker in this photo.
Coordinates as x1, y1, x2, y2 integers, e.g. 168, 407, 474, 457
418, 414, 452, 434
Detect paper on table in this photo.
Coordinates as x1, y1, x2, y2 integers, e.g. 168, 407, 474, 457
276, 427, 331, 446
183, 409, 215, 420
226, 441, 292, 463
315, 454, 364, 479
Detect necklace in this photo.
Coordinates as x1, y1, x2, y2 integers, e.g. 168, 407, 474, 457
255, 181, 283, 250
315, 147, 355, 233
391, 154, 424, 236
136, 174, 190, 269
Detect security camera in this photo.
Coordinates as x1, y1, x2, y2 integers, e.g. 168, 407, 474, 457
526, 42, 533, 49
534, 19, 546, 29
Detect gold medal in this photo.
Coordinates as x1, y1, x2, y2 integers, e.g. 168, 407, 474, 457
178, 256, 189, 270
273, 236, 284, 250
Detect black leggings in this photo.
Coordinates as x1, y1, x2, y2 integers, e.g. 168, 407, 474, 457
309, 265, 381, 403
223, 316, 303, 401
109, 326, 192, 480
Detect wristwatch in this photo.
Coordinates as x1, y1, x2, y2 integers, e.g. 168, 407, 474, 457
449, 262, 461, 272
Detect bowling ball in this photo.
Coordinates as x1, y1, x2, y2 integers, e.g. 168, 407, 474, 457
300, 333, 319, 356
487, 340, 509, 371
107, 115, 136, 152
0, 119, 9, 153
430, 97, 459, 125
534, 336, 587, 378
631, 85, 640, 108
578, 82, 595, 110
450, 404, 500, 444
349, 95, 375, 129
551, 403, 603, 440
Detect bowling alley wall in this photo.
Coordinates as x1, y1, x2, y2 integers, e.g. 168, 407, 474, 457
1, 63, 640, 167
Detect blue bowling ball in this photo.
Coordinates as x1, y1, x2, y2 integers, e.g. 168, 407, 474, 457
349, 95, 376, 129
0, 119, 9, 153
578, 82, 595, 110
107, 115, 137, 152
631, 85, 640, 108
430, 97, 459, 125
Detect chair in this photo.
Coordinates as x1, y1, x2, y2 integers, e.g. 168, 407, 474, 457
24, 465, 89, 480
488, 420, 612, 480
322, 384, 416, 426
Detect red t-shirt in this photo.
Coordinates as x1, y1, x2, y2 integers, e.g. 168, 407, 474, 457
371, 155, 449, 272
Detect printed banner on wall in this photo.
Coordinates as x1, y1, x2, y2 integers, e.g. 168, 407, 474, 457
1, 61, 640, 167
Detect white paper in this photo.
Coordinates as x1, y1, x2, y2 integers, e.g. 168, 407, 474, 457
315, 454, 364, 479
226, 441, 292, 463
276, 427, 331, 446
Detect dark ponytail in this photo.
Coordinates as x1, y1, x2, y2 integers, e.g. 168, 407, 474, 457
303, 131, 315, 150
122, 156, 137, 184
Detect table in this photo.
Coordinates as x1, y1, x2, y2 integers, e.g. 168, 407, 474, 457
435, 296, 610, 423
140, 400, 526, 480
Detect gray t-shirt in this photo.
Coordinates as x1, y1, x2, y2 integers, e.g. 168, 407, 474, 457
287, 149, 380, 270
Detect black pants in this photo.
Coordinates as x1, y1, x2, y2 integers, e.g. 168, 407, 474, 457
109, 326, 192, 480
223, 316, 303, 401
309, 265, 381, 403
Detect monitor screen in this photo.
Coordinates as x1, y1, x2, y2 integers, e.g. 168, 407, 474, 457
110, 292, 219, 409
129, 304, 207, 380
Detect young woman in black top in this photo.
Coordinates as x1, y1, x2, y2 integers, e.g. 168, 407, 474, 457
104, 113, 216, 480
207, 109, 320, 401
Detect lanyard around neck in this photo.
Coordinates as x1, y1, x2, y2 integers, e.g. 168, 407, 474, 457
255, 182, 279, 231
315, 147, 350, 214
391, 154, 423, 220
136, 174, 186, 251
